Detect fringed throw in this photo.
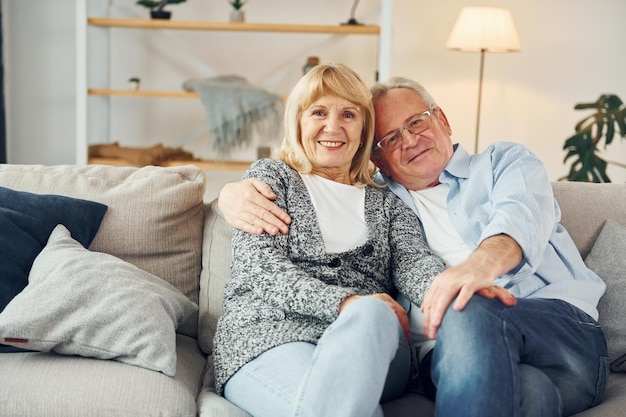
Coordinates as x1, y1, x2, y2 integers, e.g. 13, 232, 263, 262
183, 75, 283, 157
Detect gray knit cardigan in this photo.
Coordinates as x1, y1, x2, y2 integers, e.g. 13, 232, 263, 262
213, 159, 446, 395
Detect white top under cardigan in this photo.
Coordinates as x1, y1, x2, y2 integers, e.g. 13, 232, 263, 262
300, 173, 367, 254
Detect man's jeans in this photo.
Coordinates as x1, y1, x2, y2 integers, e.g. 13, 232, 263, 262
224, 297, 412, 417
428, 296, 609, 417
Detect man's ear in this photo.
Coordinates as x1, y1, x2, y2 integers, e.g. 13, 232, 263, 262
435, 108, 453, 135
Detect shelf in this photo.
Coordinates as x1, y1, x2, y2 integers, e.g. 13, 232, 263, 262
88, 88, 288, 100
89, 156, 252, 171
88, 88, 198, 98
87, 18, 380, 35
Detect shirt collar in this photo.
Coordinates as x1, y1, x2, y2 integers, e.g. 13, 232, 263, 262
441, 143, 471, 181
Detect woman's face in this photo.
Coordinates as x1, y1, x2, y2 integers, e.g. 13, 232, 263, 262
299, 94, 364, 183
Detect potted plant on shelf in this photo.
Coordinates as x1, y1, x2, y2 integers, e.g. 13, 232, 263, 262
561, 94, 626, 182
229, 0, 247, 22
136, 0, 187, 20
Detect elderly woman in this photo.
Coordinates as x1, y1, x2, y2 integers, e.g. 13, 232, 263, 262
212, 64, 445, 417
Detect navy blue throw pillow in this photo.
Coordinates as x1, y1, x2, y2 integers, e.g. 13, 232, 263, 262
0, 186, 108, 352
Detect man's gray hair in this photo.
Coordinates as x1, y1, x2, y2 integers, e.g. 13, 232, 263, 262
370, 77, 438, 109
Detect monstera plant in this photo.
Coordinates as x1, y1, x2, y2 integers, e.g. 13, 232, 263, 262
561, 94, 626, 182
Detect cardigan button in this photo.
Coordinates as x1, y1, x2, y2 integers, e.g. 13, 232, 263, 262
362, 244, 374, 255
329, 258, 342, 268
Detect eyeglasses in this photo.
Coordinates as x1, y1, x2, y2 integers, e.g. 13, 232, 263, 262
374, 109, 434, 153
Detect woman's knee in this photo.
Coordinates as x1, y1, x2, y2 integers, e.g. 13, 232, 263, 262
327, 296, 405, 364
338, 296, 399, 333
224, 342, 315, 417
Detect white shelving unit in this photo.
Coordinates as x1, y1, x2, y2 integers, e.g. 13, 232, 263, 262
75, 0, 393, 165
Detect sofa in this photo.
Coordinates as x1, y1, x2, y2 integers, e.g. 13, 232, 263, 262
0, 163, 624, 417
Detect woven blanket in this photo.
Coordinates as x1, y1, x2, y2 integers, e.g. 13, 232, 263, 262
183, 75, 282, 157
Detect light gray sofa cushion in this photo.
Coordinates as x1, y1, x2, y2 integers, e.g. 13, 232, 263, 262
572, 374, 626, 417
0, 225, 198, 376
585, 219, 626, 372
0, 164, 206, 338
0, 334, 206, 417
198, 389, 252, 417
551, 181, 626, 258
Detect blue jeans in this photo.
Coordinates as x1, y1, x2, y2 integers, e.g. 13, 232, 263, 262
428, 296, 609, 417
224, 297, 413, 417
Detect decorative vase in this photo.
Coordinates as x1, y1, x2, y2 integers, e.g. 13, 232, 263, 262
150, 10, 172, 19
230, 9, 245, 22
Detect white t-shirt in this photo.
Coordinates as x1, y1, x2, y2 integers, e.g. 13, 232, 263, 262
409, 183, 472, 267
300, 173, 367, 254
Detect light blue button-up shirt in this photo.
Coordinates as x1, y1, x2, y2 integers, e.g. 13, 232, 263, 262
382, 142, 605, 320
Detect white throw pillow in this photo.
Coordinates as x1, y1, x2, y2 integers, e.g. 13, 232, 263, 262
0, 225, 198, 377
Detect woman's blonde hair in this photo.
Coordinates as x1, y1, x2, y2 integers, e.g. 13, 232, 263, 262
277, 63, 378, 187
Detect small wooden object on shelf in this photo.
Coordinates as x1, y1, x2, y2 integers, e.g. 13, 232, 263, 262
88, 142, 252, 170
89, 156, 252, 171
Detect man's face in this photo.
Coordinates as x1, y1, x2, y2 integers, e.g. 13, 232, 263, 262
371, 88, 454, 191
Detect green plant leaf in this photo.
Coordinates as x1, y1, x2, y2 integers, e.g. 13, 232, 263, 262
562, 94, 626, 182
229, 0, 246, 10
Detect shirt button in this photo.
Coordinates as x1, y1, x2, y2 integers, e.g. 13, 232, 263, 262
329, 258, 342, 268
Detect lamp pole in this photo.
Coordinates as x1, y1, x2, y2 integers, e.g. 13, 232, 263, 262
446, 7, 521, 154
474, 48, 486, 154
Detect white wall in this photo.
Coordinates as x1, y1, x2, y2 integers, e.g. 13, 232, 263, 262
4, 0, 626, 182
4, 0, 78, 165
389, 0, 626, 182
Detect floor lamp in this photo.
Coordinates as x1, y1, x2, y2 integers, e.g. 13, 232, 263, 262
446, 7, 521, 153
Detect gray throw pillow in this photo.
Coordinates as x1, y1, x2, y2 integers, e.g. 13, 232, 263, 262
0, 225, 198, 377
0, 186, 107, 352
585, 219, 626, 372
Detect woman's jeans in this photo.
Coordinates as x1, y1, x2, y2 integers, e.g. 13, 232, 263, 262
429, 296, 609, 417
224, 297, 413, 417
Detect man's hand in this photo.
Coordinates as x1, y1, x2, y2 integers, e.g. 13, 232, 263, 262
217, 178, 292, 235
421, 263, 492, 339
421, 272, 517, 339
476, 286, 517, 306
420, 234, 522, 339
340, 294, 412, 341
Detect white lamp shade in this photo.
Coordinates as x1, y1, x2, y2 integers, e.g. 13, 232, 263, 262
446, 7, 521, 52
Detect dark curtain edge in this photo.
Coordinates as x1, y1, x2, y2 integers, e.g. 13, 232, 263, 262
0, 1, 6, 163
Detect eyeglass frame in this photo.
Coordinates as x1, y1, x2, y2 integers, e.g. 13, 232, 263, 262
373, 108, 437, 153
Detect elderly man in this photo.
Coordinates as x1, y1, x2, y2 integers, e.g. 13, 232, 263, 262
217, 76, 608, 417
